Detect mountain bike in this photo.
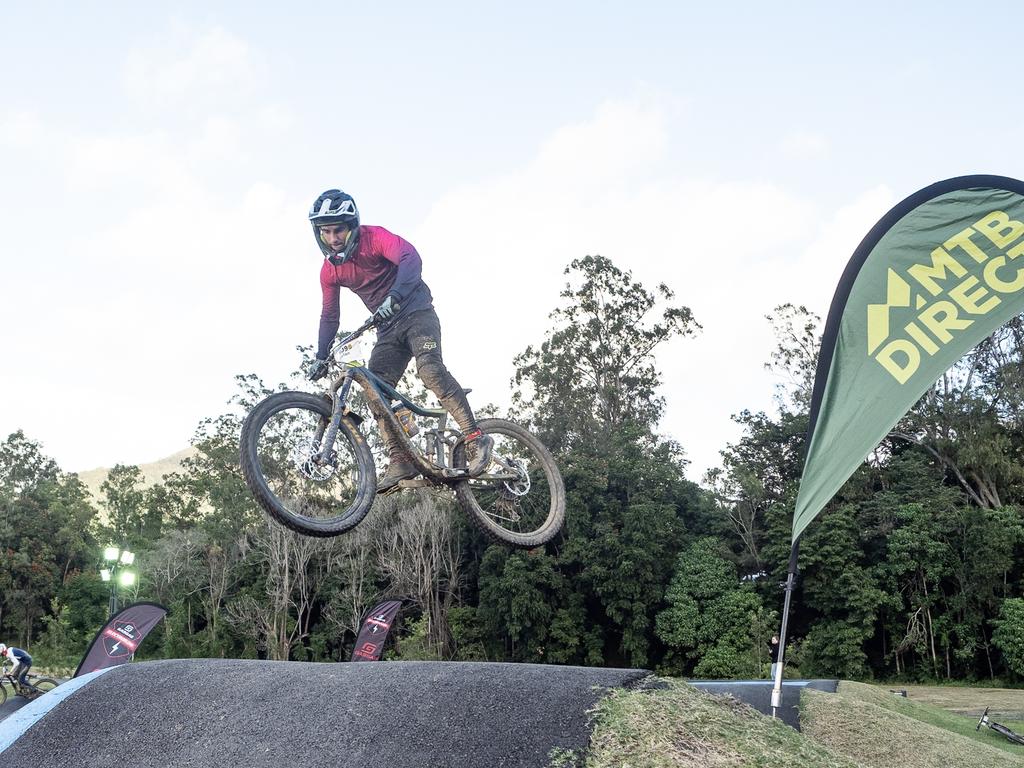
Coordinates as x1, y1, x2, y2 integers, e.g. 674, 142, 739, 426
977, 706, 1024, 746
239, 317, 565, 548
0, 664, 59, 704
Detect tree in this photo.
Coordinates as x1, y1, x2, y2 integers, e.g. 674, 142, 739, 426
512, 254, 699, 449
374, 494, 462, 657
100, 464, 146, 547
655, 537, 770, 678
225, 520, 335, 660
709, 304, 819, 576
763, 303, 821, 412
0, 431, 60, 499
500, 255, 706, 668
477, 547, 593, 663
321, 514, 389, 659
992, 598, 1024, 678
0, 432, 99, 648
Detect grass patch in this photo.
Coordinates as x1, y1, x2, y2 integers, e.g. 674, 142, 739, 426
573, 678, 858, 768
889, 683, 1024, 720
801, 681, 1024, 767
564, 678, 1024, 767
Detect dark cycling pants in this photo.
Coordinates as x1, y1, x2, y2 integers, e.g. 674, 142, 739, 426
12, 661, 31, 688
369, 308, 477, 434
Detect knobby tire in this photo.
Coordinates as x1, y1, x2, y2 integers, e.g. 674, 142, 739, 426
240, 391, 377, 537
28, 677, 58, 698
454, 418, 565, 548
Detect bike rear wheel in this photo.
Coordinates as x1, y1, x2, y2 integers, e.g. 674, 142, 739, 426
993, 722, 1024, 745
26, 677, 58, 698
453, 418, 565, 548
240, 391, 377, 537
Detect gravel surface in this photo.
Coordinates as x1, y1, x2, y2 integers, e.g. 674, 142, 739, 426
0, 659, 651, 768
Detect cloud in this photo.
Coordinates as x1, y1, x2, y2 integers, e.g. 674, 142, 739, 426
122, 26, 256, 111
794, 184, 896, 312
1, 66, 896, 483
779, 129, 830, 160
533, 98, 669, 188
413, 95, 848, 479
1, 25, 308, 471
0, 111, 45, 147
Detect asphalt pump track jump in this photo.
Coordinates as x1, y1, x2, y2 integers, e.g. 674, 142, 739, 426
0, 659, 836, 767
0, 659, 648, 767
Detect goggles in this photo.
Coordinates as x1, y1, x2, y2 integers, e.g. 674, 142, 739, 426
309, 197, 357, 220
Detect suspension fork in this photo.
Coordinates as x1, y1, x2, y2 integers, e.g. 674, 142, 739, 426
314, 374, 354, 463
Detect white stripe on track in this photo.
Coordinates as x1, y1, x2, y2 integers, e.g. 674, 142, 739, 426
0, 668, 114, 754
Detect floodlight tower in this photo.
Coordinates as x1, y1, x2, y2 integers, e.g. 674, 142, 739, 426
100, 546, 136, 618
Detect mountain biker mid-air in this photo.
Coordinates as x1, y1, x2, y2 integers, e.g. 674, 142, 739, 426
306, 189, 493, 493
0, 643, 34, 692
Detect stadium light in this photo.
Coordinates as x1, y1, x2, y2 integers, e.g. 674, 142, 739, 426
100, 546, 136, 617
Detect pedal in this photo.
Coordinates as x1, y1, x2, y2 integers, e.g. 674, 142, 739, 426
397, 479, 431, 488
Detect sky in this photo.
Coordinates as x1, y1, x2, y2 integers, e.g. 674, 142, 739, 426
4, 2, 1024, 481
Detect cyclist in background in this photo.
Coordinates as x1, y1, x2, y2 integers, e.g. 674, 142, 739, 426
0, 643, 34, 692
305, 189, 493, 493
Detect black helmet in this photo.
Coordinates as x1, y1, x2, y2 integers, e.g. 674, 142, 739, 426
309, 189, 360, 262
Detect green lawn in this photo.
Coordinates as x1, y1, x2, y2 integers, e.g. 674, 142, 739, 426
869, 683, 1024, 747
801, 681, 1024, 766
893, 683, 1024, 721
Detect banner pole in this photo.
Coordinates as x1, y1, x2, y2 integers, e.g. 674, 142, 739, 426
770, 538, 800, 719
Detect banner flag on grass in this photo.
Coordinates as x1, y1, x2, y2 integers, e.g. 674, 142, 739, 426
74, 602, 168, 677
350, 600, 402, 662
794, 175, 1024, 540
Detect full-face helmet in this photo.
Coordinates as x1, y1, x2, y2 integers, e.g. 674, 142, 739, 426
309, 189, 360, 263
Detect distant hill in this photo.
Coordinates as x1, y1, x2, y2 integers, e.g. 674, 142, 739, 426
74, 446, 198, 503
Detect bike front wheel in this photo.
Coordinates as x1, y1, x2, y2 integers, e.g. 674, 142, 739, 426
240, 391, 377, 537
454, 418, 565, 548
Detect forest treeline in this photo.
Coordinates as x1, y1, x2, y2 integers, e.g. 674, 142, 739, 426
3, 255, 1024, 682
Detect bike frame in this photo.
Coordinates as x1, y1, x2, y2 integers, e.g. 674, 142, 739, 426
977, 706, 1024, 745
343, 365, 463, 477
316, 320, 480, 484
1, 666, 37, 697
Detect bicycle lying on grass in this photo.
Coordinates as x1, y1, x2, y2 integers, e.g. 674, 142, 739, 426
0, 664, 59, 704
240, 317, 566, 548
977, 706, 1024, 746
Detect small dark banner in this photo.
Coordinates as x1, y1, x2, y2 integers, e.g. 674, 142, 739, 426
74, 602, 168, 677
350, 600, 402, 662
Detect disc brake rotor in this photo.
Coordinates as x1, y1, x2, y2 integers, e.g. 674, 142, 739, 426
290, 438, 336, 482
502, 458, 531, 496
